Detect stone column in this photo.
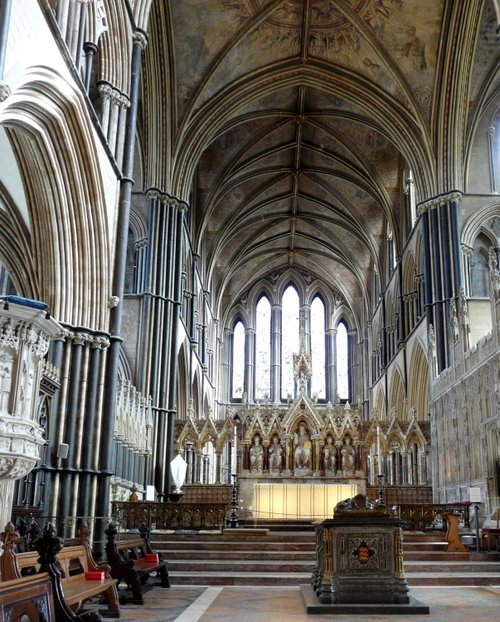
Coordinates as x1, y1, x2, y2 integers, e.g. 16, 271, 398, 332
401, 452, 408, 485
215, 452, 222, 483
419, 192, 463, 373
270, 304, 281, 403
98, 29, 147, 522
326, 328, 337, 403
0, 0, 12, 80
222, 327, 233, 402
245, 327, 256, 404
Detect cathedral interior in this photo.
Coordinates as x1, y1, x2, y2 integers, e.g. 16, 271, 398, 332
0, 0, 499, 545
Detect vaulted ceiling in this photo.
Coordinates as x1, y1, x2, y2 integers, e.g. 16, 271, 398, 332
144, 0, 499, 322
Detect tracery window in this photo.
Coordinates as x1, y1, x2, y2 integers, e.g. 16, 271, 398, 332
281, 285, 299, 399
311, 296, 326, 399
255, 295, 271, 399
405, 168, 417, 231
229, 282, 351, 403
470, 233, 491, 298
231, 320, 245, 399
337, 321, 349, 400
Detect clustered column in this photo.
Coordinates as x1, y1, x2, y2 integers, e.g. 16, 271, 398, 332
420, 192, 462, 373
45, 329, 110, 530
244, 327, 256, 404
270, 304, 281, 403
326, 327, 337, 401
141, 190, 187, 499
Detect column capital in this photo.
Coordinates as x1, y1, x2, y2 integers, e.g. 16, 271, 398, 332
0, 81, 11, 102
145, 189, 189, 212
461, 243, 473, 257
133, 30, 148, 50
417, 191, 462, 214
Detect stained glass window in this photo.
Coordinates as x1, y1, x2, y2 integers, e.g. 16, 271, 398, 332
311, 296, 326, 399
281, 285, 299, 399
232, 321, 245, 399
337, 321, 349, 400
255, 296, 271, 399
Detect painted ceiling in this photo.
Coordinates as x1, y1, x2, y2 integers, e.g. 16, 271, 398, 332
145, 0, 500, 322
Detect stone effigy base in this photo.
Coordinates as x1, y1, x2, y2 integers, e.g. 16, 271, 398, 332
300, 585, 430, 615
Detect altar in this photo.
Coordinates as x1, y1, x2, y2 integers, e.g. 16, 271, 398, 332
239, 479, 363, 520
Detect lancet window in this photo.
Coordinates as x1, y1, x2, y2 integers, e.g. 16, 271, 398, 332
281, 285, 299, 400
231, 320, 245, 400
311, 296, 326, 400
229, 283, 351, 404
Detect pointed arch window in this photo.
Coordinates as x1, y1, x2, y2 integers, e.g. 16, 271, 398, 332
470, 233, 491, 298
405, 168, 417, 231
337, 321, 349, 400
231, 320, 245, 399
311, 296, 326, 399
281, 285, 299, 399
255, 295, 271, 399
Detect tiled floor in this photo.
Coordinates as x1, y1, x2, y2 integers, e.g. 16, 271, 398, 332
115, 584, 500, 622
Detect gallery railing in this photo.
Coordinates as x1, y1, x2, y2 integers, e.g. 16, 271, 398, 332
111, 501, 229, 531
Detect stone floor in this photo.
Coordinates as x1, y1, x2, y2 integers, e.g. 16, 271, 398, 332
114, 584, 500, 622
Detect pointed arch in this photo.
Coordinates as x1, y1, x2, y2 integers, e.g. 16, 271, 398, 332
374, 386, 386, 420
176, 341, 189, 421
255, 292, 271, 400
389, 367, 406, 422
0, 66, 112, 329
408, 340, 430, 422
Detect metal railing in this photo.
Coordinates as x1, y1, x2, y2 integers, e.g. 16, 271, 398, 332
111, 501, 229, 531
388, 503, 471, 531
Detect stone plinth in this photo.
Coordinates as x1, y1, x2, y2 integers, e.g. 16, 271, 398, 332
307, 495, 429, 614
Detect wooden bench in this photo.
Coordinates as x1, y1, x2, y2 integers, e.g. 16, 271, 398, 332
0, 573, 55, 622
0, 522, 119, 621
105, 522, 169, 604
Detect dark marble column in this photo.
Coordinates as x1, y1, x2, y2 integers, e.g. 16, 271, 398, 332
270, 304, 281, 403
245, 327, 256, 404
419, 192, 463, 373
97, 30, 147, 524
325, 327, 337, 402
0, 0, 12, 80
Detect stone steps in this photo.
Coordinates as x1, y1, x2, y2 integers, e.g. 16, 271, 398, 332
166, 558, 500, 574
152, 529, 500, 587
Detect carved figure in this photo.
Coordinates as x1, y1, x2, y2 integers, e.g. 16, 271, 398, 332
335, 493, 375, 513
341, 436, 355, 474
294, 423, 312, 470
323, 435, 336, 472
269, 435, 283, 473
249, 435, 264, 472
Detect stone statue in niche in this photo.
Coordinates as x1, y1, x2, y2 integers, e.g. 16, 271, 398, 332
269, 435, 283, 475
294, 422, 312, 471
249, 435, 264, 472
341, 436, 355, 475
323, 435, 337, 473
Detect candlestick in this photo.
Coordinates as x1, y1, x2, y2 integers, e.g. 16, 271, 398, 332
377, 423, 383, 476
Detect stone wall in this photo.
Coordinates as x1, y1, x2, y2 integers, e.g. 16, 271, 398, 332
430, 319, 500, 517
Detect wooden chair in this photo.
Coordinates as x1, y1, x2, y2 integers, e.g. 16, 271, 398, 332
481, 508, 500, 551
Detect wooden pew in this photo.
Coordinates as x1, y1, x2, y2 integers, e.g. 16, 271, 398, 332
0, 573, 55, 622
105, 522, 169, 605
0, 522, 119, 621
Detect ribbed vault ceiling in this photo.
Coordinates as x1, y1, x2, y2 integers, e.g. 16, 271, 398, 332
146, 0, 498, 321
